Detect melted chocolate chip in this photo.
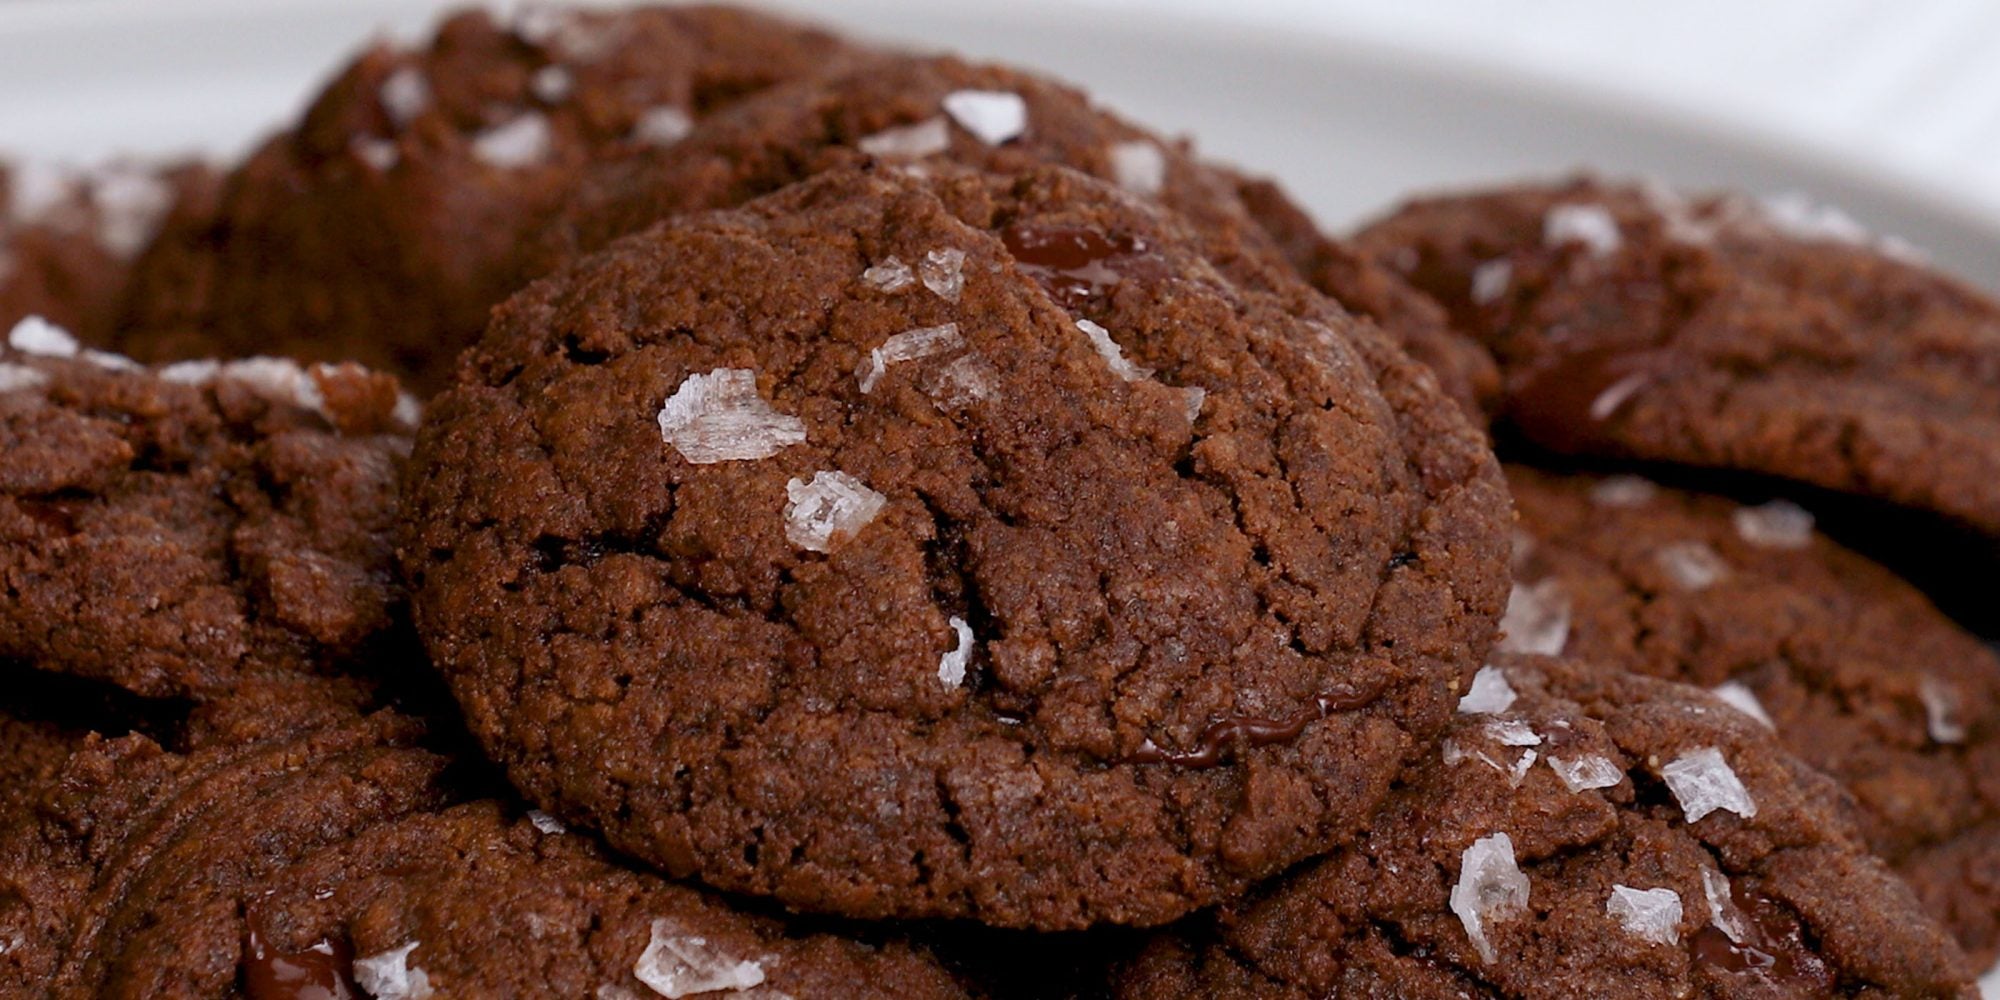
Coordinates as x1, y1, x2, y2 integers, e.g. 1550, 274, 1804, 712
1507, 347, 1677, 454
1000, 222, 1150, 310
1689, 883, 1833, 989
243, 928, 359, 1000
1126, 685, 1383, 769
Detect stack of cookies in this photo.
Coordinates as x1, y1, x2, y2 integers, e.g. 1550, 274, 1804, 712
3, 6, 1995, 998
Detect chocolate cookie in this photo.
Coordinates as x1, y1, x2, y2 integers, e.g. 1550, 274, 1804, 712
1354, 177, 2000, 537
1505, 464, 2000, 962
402, 164, 1510, 929
0, 322, 414, 699
1116, 654, 1977, 998
0, 683, 970, 999
112, 5, 860, 390
1, 160, 215, 344
544, 52, 1494, 417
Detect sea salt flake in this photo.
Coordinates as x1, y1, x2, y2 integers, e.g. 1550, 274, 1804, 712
634, 920, 765, 998
1711, 680, 1775, 730
0, 362, 49, 394
1661, 746, 1757, 822
925, 353, 999, 406
1497, 579, 1569, 656
353, 941, 435, 1000
1701, 866, 1751, 943
941, 90, 1027, 145
221, 357, 325, 413
1589, 475, 1658, 508
858, 117, 950, 159
1469, 259, 1512, 305
1108, 139, 1166, 195
1656, 540, 1729, 591
1732, 500, 1814, 549
9, 316, 78, 357
1547, 753, 1622, 793
380, 67, 432, 126
857, 323, 962, 393
158, 359, 221, 384
80, 349, 140, 372
5, 161, 73, 226
1607, 885, 1683, 946
1457, 665, 1517, 715
1506, 749, 1538, 786
1760, 191, 1871, 246
472, 112, 553, 169
633, 106, 694, 147
528, 810, 566, 834
88, 166, 173, 258
514, 7, 618, 61
393, 391, 423, 428
938, 615, 973, 688
1485, 719, 1542, 747
531, 65, 574, 103
1544, 203, 1622, 257
1076, 319, 1151, 382
783, 471, 885, 553
918, 248, 966, 302
1179, 385, 1206, 423
1450, 833, 1529, 965
861, 256, 915, 293
353, 138, 400, 171
1919, 676, 1967, 744
657, 368, 806, 464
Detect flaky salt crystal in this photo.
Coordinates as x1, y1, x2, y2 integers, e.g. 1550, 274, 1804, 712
1588, 475, 1657, 508
353, 138, 400, 171
0, 363, 49, 394
919, 248, 966, 302
1458, 665, 1517, 715
1760, 191, 1871, 246
1179, 385, 1205, 424
531, 65, 574, 103
513, 6, 617, 61
1656, 541, 1729, 591
1451, 833, 1529, 965
81, 349, 140, 372
380, 67, 431, 126
858, 117, 950, 159
861, 257, 915, 293
1547, 753, 1622, 793
221, 357, 325, 414
5, 161, 71, 226
473, 112, 553, 169
1607, 885, 1682, 946
354, 941, 435, 1000
1108, 140, 1166, 196
1076, 319, 1151, 382
634, 920, 764, 998
1701, 866, 1751, 943
857, 323, 962, 393
1485, 719, 1541, 747
938, 616, 973, 688
926, 353, 998, 406
1543, 203, 1622, 257
783, 471, 885, 552
1506, 749, 1538, 787
1919, 676, 1967, 744
1661, 747, 1757, 822
528, 810, 566, 834
89, 166, 173, 258
1711, 680, 1774, 730
8, 316, 77, 357
941, 90, 1027, 145
158, 359, 220, 384
1469, 259, 1512, 306
633, 106, 694, 147
393, 391, 423, 428
1732, 500, 1814, 549
1497, 580, 1569, 656
657, 369, 806, 464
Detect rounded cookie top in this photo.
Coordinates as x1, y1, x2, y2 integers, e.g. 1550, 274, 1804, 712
0, 321, 414, 699
403, 164, 1510, 929
112, 5, 861, 389
1355, 177, 2000, 536
1504, 463, 2000, 962
547, 52, 1494, 417
0, 684, 969, 1000
1116, 654, 1977, 999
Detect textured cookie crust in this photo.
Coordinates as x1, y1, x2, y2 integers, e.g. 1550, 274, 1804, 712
0, 684, 968, 1000
403, 165, 1509, 929
1505, 464, 2000, 962
1356, 178, 2000, 536
1116, 655, 1977, 999
0, 333, 413, 699
112, 5, 860, 389
546, 52, 1493, 417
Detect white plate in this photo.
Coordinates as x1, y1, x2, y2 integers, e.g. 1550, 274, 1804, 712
3, 0, 1996, 990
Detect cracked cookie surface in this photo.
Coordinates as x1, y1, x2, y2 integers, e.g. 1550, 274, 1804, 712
402, 164, 1510, 929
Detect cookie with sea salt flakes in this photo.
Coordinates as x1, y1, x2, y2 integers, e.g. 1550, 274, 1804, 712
401, 163, 1511, 929
1353, 177, 2000, 538
1115, 654, 1978, 999
1504, 464, 2000, 963
0, 317, 415, 700
111, 5, 861, 391
0, 681, 971, 1000
544, 52, 1495, 418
